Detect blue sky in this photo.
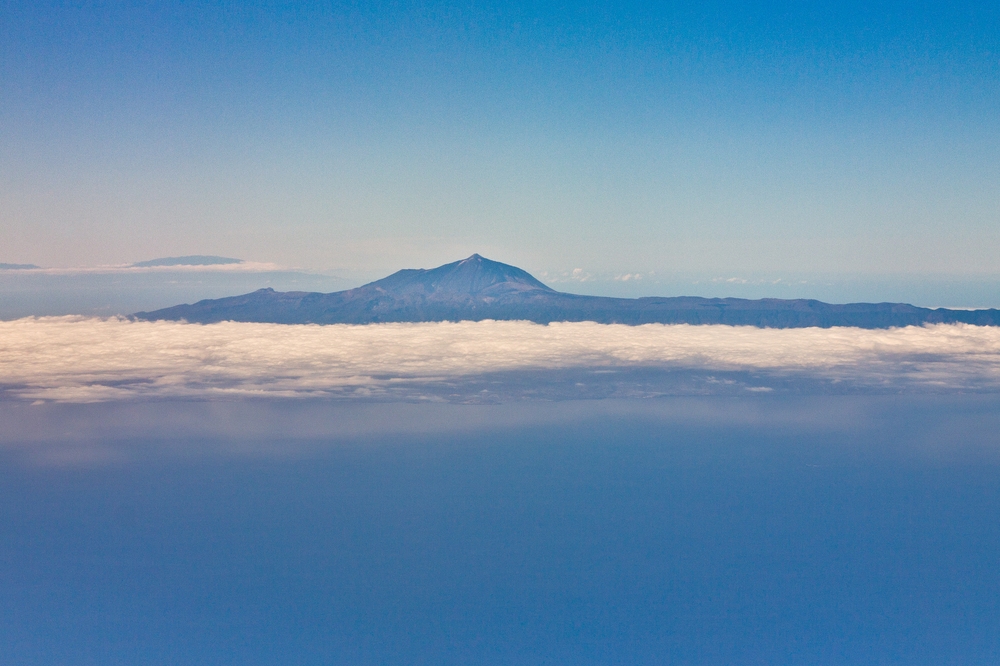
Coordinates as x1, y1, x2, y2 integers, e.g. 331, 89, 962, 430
1, 1, 998, 276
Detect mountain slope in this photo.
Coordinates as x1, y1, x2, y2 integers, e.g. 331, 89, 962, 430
135, 254, 1000, 328
131, 256, 243, 268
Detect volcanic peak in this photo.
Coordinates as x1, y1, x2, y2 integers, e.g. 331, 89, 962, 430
367, 254, 552, 297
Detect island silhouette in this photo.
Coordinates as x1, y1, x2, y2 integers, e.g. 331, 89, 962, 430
136, 254, 1000, 328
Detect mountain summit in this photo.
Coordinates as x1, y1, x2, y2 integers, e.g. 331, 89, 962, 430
131, 255, 243, 268
136, 254, 1000, 328
367, 254, 552, 297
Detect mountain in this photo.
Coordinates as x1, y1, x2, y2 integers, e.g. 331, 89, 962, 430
135, 254, 1000, 328
0, 263, 40, 270
131, 256, 243, 268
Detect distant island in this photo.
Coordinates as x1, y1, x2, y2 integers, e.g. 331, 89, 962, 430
131, 256, 244, 268
0, 263, 40, 270
136, 254, 1000, 329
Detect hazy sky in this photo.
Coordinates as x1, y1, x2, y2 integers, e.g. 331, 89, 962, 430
2, 1, 998, 275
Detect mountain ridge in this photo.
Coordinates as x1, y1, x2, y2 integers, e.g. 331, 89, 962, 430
131, 255, 243, 268
135, 254, 1000, 328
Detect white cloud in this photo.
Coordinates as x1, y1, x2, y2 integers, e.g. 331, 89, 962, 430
1, 318, 999, 402
541, 268, 596, 283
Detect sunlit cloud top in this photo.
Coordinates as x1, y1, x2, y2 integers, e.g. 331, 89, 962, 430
2, 318, 999, 403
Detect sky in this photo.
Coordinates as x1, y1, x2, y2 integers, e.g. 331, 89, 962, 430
4, 6, 1000, 660
2, 0, 999, 277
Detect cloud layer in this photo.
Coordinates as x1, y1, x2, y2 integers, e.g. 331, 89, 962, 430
2, 318, 1000, 402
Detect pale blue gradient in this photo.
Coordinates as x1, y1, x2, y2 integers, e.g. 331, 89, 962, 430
2, 397, 1000, 664
1, 1, 998, 281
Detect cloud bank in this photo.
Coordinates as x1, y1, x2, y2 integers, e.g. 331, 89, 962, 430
2, 318, 999, 402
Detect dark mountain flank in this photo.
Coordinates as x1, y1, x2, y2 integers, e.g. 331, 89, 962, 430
135, 254, 1000, 328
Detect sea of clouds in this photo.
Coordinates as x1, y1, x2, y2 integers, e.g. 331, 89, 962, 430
1, 317, 999, 402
